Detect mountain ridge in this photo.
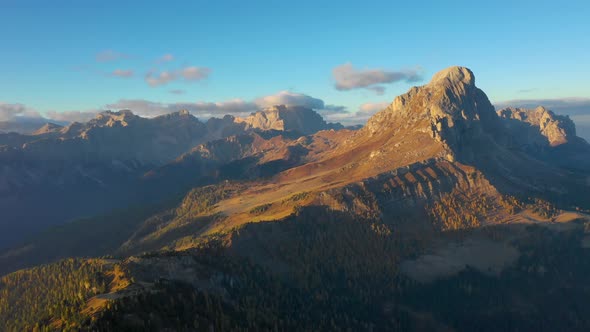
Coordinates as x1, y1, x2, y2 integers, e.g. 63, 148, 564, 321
0, 105, 343, 249
2, 66, 590, 331
6, 65, 586, 265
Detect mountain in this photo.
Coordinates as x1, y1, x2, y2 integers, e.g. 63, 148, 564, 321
234, 104, 343, 134
0, 122, 63, 148
496, 106, 590, 172
0, 116, 62, 134
0, 107, 342, 249
2, 67, 590, 331
0, 110, 209, 249
21, 110, 209, 163
32, 122, 63, 135
176, 66, 587, 238
3, 66, 589, 268
497, 106, 577, 147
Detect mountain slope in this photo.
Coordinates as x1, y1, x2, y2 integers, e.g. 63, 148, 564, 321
0, 110, 210, 249
151, 66, 588, 247
497, 106, 590, 172
0, 129, 353, 274
4, 66, 589, 266
0, 106, 344, 249
2, 66, 590, 331
8, 67, 590, 261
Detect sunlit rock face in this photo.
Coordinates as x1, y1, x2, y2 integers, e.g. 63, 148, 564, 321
234, 105, 340, 135
363, 66, 501, 163
497, 106, 577, 147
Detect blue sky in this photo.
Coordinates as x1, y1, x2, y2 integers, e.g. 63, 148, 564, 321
1, 0, 590, 130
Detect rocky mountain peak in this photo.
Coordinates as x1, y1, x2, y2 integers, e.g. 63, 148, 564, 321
154, 110, 199, 123
234, 105, 339, 135
497, 106, 577, 146
364, 66, 497, 152
359, 66, 588, 173
92, 110, 141, 127
430, 66, 475, 87
32, 122, 63, 135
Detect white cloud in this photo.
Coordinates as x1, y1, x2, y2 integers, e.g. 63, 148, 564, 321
105, 100, 172, 117
157, 54, 175, 63
175, 99, 257, 119
358, 102, 390, 114
96, 50, 129, 62
367, 86, 386, 95
0, 103, 41, 121
145, 70, 177, 87
44, 110, 99, 123
0, 103, 99, 125
111, 69, 134, 78
320, 104, 348, 115
494, 97, 590, 116
332, 63, 423, 94
105, 98, 256, 119
145, 66, 211, 87
254, 91, 324, 109
181, 66, 210, 81
324, 101, 390, 126
169, 89, 186, 95
3, 91, 349, 127
105, 91, 347, 121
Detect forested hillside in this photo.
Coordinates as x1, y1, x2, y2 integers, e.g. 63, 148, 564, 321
3, 206, 590, 331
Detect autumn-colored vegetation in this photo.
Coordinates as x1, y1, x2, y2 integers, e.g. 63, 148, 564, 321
0, 259, 110, 332
427, 190, 496, 231
93, 211, 590, 331
2, 203, 590, 331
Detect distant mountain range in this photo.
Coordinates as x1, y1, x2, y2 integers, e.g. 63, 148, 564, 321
0, 105, 344, 249
2, 67, 590, 331
0, 116, 67, 135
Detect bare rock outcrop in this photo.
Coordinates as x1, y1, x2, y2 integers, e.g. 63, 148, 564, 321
362, 66, 501, 164
235, 105, 341, 135
32, 123, 63, 135
497, 106, 576, 146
